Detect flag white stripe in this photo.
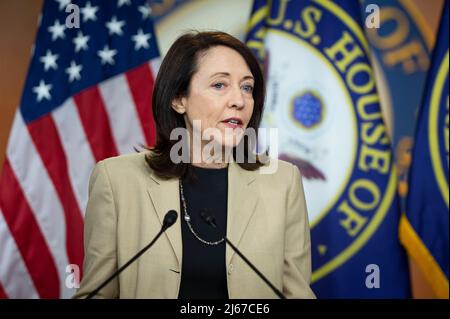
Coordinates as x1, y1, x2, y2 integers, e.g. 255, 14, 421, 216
52, 98, 96, 216
149, 57, 161, 78
0, 207, 39, 299
99, 75, 147, 154
6, 112, 73, 299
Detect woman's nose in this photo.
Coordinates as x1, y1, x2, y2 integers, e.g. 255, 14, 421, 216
228, 86, 245, 109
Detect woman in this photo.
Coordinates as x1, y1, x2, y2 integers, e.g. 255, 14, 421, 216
74, 31, 315, 299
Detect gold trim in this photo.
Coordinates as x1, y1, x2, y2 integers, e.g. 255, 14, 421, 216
314, 0, 370, 54
428, 51, 449, 207
400, 215, 449, 298
246, 4, 269, 32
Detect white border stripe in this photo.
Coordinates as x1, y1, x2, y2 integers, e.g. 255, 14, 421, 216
99, 74, 146, 154
52, 98, 96, 215
0, 207, 39, 299
6, 112, 73, 298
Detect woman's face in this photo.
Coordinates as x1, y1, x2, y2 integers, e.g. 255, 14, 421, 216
173, 45, 255, 151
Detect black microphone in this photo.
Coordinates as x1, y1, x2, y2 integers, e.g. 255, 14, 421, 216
200, 210, 287, 299
85, 210, 178, 299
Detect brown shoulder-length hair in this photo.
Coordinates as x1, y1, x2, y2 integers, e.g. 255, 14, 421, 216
145, 31, 266, 180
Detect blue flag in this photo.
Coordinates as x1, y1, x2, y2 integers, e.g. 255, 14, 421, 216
362, 0, 434, 204
400, 0, 449, 299
246, 0, 411, 297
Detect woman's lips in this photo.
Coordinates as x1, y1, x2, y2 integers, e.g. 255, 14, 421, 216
221, 117, 244, 129
221, 121, 243, 129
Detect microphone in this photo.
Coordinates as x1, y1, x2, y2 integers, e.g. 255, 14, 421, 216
200, 210, 286, 299
85, 210, 178, 299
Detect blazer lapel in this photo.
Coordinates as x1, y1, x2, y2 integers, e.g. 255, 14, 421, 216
146, 173, 182, 268
145, 163, 259, 267
226, 162, 258, 265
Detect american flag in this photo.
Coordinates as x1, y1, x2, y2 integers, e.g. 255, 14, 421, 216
0, 0, 160, 298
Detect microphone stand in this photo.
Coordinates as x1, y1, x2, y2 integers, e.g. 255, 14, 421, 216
201, 211, 286, 299
85, 210, 178, 299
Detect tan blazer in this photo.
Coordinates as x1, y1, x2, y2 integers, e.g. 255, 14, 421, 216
73, 152, 316, 299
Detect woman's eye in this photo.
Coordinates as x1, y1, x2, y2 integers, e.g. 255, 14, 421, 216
213, 83, 225, 89
242, 85, 254, 93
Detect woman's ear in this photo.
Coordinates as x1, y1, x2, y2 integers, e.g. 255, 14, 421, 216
171, 96, 186, 114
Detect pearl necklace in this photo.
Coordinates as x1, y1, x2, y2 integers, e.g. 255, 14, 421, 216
179, 181, 225, 246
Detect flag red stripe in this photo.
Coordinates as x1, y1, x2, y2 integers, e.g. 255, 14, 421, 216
0, 159, 60, 298
126, 63, 157, 146
0, 281, 8, 299
27, 115, 84, 273
73, 87, 120, 161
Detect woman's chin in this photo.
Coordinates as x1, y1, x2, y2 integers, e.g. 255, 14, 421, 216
220, 135, 243, 149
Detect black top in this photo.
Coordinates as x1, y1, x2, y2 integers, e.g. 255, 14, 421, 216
178, 165, 229, 299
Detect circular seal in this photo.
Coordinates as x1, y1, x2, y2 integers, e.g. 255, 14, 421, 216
254, 0, 398, 282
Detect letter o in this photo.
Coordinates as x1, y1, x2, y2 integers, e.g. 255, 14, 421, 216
367, 7, 409, 49
349, 179, 380, 210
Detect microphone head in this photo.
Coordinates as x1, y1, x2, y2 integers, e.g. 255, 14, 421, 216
200, 209, 217, 228
163, 210, 178, 229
